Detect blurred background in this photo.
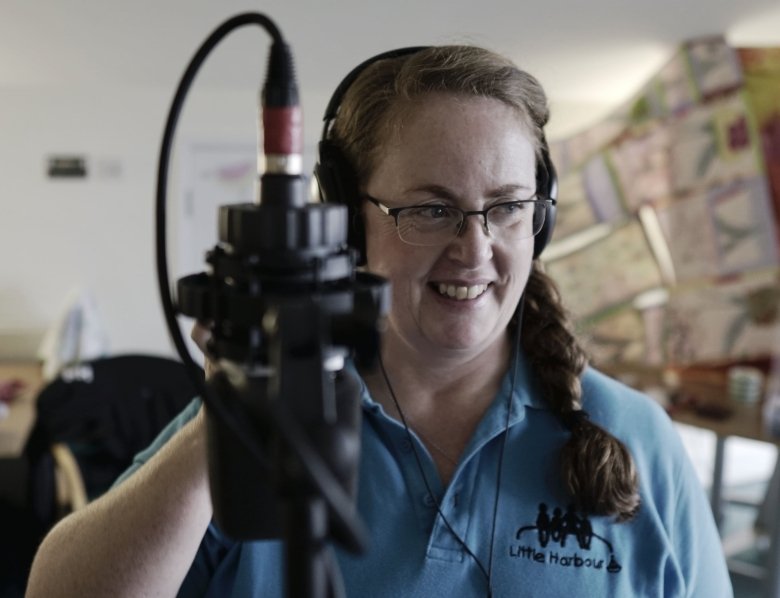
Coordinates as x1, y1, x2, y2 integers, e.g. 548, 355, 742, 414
0, 0, 777, 356
1, 1, 779, 596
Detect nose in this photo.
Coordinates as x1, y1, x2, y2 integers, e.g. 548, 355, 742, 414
446, 214, 493, 266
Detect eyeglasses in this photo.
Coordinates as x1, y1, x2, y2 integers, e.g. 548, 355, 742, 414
364, 195, 555, 247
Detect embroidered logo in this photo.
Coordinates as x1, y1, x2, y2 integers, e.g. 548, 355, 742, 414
510, 503, 622, 574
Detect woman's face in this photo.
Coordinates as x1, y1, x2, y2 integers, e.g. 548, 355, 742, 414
363, 93, 538, 360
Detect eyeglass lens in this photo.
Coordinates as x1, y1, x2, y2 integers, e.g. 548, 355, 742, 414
395, 201, 547, 246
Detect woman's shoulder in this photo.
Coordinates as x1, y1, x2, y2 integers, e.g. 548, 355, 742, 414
581, 367, 666, 413
579, 367, 677, 446
579, 367, 701, 511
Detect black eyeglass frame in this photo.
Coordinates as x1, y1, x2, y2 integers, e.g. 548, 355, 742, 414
363, 194, 557, 245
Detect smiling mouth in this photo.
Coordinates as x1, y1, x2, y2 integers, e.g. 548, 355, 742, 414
435, 283, 490, 300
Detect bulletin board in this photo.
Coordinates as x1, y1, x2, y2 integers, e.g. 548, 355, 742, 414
546, 37, 780, 368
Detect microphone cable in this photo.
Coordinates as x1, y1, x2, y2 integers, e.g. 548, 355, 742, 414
157, 13, 282, 396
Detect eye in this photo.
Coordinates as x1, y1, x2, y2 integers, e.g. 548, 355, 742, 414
489, 201, 532, 226
407, 205, 456, 220
495, 201, 526, 214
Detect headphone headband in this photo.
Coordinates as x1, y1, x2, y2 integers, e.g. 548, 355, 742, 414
322, 47, 430, 130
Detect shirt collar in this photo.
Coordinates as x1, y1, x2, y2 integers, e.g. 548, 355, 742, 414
354, 347, 548, 428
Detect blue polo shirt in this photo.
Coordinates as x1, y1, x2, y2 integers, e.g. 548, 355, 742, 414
119, 357, 732, 597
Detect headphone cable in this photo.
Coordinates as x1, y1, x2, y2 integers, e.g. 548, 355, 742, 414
487, 295, 524, 583
377, 324, 521, 597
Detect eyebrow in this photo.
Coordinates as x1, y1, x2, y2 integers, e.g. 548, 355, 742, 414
486, 184, 535, 199
406, 183, 535, 201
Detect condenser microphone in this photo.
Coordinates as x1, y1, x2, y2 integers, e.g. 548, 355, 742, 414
167, 9, 392, 556
157, 14, 390, 597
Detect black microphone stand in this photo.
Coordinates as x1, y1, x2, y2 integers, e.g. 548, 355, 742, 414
155, 13, 389, 598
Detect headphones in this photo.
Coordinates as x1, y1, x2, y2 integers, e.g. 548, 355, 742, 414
314, 47, 558, 264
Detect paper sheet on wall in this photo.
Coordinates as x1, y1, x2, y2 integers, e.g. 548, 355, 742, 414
546, 220, 664, 320
552, 154, 625, 239
608, 126, 672, 213
579, 307, 648, 366
668, 95, 763, 197
177, 142, 256, 278
655, 177, 779, 282
739, 47, 780, 237
176, 141, 256, 366
664, 268, 780, 364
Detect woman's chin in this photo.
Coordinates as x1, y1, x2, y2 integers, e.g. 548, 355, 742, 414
422, 326, 499, 354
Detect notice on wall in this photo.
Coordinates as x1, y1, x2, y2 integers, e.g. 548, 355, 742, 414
546, 220, 664, 320
664, 267, 780, 364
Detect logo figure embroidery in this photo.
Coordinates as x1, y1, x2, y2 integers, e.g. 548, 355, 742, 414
515, 503, 622, 573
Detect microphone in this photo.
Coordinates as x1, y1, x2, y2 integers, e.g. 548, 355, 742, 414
167, 13, 389, 555
156, 13, 390, 597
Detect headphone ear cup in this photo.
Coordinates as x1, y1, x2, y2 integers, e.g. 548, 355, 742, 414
314, 140, 367, 265
533, 196, 557, 258
533, 143, 558, 259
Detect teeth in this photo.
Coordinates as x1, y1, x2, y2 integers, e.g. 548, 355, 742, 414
436, 283, 488, 300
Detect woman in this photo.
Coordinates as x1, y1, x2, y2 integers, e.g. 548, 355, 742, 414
27, 45, 731, 597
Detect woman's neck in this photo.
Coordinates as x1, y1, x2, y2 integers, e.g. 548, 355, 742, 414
361, 333, 513, 485
363, 332, 512, 422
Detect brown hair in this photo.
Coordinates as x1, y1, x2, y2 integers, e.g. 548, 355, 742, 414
523, 263, 640, 521
330, 45, 640, 522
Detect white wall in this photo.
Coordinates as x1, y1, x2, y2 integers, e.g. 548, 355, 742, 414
0, 82, 328, 359
1, 86, 164, 356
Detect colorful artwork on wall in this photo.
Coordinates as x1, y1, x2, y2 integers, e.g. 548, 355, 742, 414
546, 37, 780, 368
664, 268, 780, 364
545, 220, 664, 320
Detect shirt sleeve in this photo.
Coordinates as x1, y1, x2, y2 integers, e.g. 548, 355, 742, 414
112, 397, 203, 487
665, 425, 733, 597
582, 370, 733, 597
620, 394, 733, 597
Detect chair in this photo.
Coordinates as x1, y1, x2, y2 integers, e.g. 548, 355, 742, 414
0, 354, 201, 596
49, 442, 88, 514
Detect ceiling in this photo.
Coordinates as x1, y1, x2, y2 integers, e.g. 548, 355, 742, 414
2, 0, 780, 138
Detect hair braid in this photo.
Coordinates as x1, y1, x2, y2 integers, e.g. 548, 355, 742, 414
522, 263, 641, 522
